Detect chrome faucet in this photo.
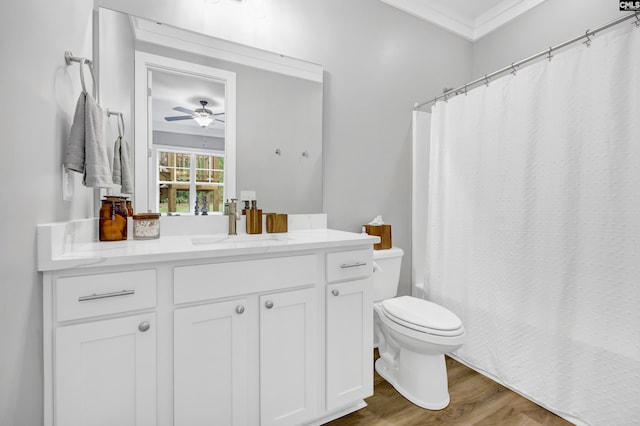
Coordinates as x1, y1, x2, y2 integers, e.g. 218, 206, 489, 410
224, 198, 240, 235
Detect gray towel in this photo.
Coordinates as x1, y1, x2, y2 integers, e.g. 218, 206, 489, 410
63, 94, 86, 173
113, 135, 134, 194
64, 93, 113, 188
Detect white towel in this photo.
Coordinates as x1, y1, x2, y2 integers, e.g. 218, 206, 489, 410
63, 93, 113, 188
112, 135, 133, 194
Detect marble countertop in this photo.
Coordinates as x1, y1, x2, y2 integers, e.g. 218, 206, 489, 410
38, 223, 379, 271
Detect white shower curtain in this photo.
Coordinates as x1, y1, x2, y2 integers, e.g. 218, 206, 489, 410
426, 24, 640, 425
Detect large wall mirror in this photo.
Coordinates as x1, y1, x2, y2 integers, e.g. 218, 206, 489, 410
97, 7, 323, 215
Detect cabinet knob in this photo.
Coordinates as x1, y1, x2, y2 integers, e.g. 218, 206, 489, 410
138, 321, 151, 332
265, 300, 274, 309
236, 305, 245, 315
332, 289, 340, 297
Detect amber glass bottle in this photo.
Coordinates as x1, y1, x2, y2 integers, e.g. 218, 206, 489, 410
99, 197, 128, 241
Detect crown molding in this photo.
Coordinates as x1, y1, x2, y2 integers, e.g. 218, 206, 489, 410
380, 0, 548, 41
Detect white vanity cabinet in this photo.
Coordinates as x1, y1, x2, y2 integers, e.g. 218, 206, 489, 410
174, 298, 249, 426
172, 254, 319, 426
260, 288, 318, 426
44, 269, 158, 426
39, 224, 377, 426
325, 250, 374, 411
55, 313, 157, 426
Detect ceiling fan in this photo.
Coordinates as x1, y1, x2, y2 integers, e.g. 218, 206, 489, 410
164, 100, 225, 127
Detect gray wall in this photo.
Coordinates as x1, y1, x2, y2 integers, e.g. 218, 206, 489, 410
0, 2, 96, 426
315, 2, 472, 296
472, 0, 623, 78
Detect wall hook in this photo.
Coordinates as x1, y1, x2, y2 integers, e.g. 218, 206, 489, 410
275, 148, 281, 156
301, 150, 309, 158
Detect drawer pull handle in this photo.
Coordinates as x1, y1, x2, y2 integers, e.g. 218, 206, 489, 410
236, 305, 245, 315
138, 321, 151, 332
265, 300, 274, 309
78, 289, 135, 302
332, 289, 340, 296
340, 261, 367, 269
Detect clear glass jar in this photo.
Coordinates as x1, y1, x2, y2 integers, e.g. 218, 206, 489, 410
132, 213, 161, 240
99, 197, 128, 241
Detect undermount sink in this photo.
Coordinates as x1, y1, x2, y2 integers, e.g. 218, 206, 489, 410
191, 233, 291, 246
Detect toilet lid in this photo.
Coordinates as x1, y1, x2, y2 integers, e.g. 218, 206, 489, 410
382, 296, 462, 332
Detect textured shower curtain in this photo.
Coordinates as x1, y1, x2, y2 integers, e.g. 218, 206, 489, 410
426, 24, 640, 425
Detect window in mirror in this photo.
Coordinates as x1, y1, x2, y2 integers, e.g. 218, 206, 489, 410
157, 148, 224, 214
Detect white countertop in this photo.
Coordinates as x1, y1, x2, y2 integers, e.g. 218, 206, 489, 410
38, 217, 379, 271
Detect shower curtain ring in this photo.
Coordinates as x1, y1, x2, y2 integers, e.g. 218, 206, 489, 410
634, 13, 640, 28
583, 30, 592, 47
547, 47, 553, 61
463, 84, 468, 95
511, 63, 518, 75
484, 75, 490, 86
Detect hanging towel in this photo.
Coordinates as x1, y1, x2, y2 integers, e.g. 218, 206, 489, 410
63, 92, 113, 188
63, 94, 86, 173
112, 135, 134, 194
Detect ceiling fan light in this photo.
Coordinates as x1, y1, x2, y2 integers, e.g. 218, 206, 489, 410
192, 114, 213, 127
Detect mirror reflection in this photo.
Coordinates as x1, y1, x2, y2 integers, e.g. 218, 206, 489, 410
150, 66, 229, 215
97, 7, 324, 215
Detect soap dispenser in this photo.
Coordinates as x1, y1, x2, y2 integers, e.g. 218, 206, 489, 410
246, 199, 263, 234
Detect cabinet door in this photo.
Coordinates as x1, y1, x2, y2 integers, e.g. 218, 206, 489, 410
260, 288, 317, 426
326, 279, 373, 410
55, 313, 156, 426
174, 299, 249, 426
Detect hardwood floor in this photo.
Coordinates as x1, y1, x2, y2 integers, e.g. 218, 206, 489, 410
326, 352, 572, 426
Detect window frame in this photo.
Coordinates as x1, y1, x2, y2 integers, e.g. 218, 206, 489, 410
153, 145, 225, 215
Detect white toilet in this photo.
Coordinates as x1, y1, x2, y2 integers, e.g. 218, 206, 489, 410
372, 247, 465, 410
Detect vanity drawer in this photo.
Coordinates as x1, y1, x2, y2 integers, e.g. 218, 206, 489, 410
326, 249, 373, 283
174, 255, 317, 304
56, 269, 157, 322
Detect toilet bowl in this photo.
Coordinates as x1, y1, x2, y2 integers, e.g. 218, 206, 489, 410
372, 248, 465, 410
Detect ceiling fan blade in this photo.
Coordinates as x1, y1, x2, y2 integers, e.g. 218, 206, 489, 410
213, 112, 225, 116
173, 106, 194, 114
164, 115, 193, 121
215, 118, 225, 123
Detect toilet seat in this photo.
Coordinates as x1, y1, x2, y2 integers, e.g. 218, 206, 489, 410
382, 296, 464, 337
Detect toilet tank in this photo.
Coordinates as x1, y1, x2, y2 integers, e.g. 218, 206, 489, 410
372, 247, 404, 302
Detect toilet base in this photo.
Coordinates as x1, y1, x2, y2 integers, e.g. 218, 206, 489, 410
375, 350, 450, 410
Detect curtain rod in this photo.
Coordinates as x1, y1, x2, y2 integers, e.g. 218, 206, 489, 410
414, 12, 640, 110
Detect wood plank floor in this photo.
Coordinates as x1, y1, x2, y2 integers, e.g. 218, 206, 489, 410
326, 352, 572, 426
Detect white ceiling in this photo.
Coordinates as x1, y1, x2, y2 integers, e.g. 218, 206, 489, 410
380, 0, 548, 41
128, 16, 228, 138
150, 60, 226, 138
